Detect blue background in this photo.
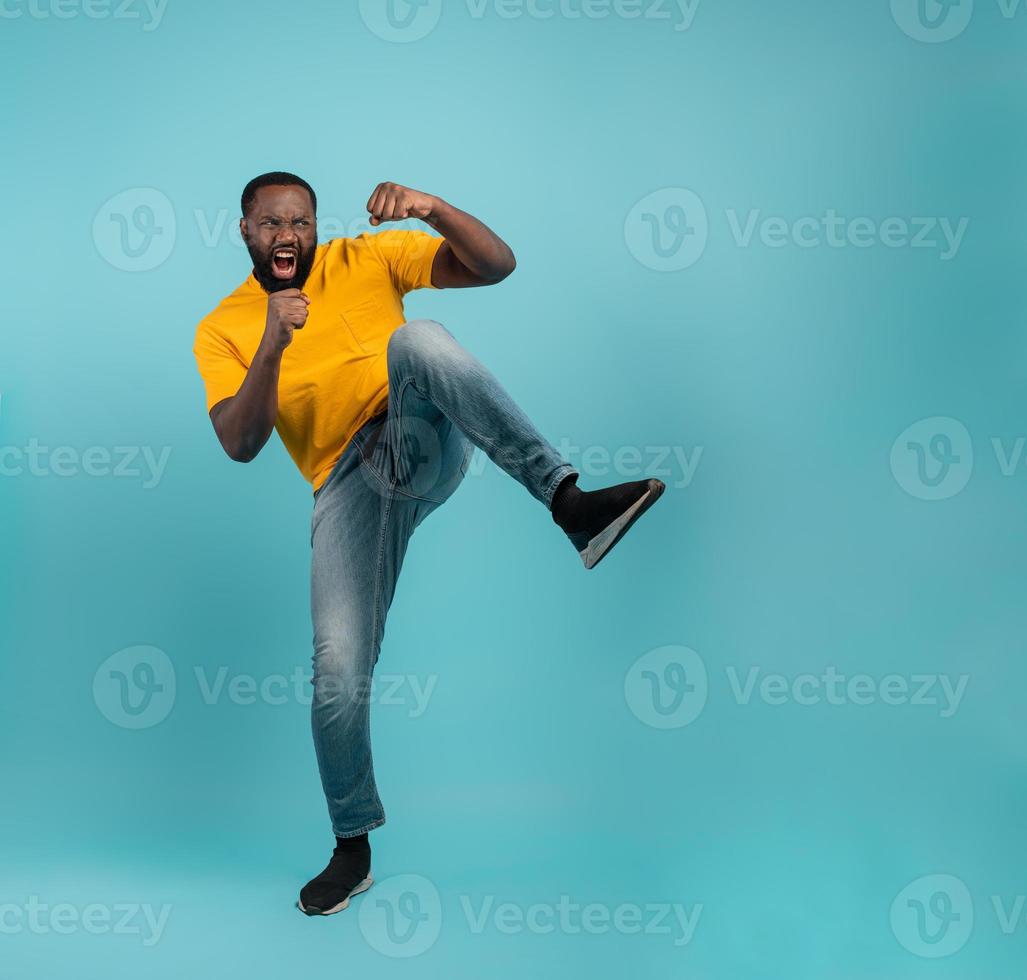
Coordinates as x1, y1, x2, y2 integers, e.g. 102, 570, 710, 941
3, 0, 1026, 976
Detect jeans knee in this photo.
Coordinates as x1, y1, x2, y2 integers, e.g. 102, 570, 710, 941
311, 636, 375, 708
390, 317, 440, 345
390, 319, 476, 386
388, 318, 452, 363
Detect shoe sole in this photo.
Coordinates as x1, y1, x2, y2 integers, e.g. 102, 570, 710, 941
297, 874, 374, 916
580, 479, 666, 570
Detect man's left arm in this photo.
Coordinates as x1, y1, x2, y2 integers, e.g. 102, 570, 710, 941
366, 182, 516, 288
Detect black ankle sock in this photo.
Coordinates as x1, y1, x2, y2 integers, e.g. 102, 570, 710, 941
551, 472, 580, 518
335, 832, 369, 852
331, 833, 370, 883
552, 475, 656, 538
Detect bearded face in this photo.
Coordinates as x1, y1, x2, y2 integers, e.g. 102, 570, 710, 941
241, 184, 318, 294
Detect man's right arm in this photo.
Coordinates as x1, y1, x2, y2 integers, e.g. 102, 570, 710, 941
209, 288, 310, 462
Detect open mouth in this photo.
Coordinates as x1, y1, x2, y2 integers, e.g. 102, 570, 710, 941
271, 247, 298, 279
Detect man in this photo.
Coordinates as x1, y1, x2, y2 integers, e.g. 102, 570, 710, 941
192, 171, 665, 916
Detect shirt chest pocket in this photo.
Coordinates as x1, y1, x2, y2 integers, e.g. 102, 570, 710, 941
339, 297, 391, 354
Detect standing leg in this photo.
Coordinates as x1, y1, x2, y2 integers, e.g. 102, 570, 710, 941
308, 440, 432, 837
300, 408, 468, 915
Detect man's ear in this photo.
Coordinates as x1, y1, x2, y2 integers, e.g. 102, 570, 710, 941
239, 217, 248, 242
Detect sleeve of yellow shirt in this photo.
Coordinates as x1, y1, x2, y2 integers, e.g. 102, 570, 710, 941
369, 229, 445, 295
193, 324, 247, 413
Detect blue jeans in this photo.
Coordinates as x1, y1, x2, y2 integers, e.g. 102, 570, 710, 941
309, 319, 578, 836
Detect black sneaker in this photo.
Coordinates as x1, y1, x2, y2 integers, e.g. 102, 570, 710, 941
552, 475, 666, 570
298, 836, 374, 916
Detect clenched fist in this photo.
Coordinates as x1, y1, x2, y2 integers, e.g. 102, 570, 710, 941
263, 288, 310, 353
366, 181, 437, 226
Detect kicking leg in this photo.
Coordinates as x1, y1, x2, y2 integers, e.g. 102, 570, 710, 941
378, 319, 665, 568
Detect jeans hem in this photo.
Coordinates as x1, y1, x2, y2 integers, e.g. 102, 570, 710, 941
542, 464, 578, 511
333, 817, 385, 838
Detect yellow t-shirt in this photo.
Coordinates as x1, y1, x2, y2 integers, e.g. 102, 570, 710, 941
193, 229, 444, 493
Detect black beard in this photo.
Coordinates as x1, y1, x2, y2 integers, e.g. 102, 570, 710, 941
246, 239, 317, 294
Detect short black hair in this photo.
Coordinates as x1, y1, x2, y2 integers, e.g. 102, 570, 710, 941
241, 171, 317, 217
